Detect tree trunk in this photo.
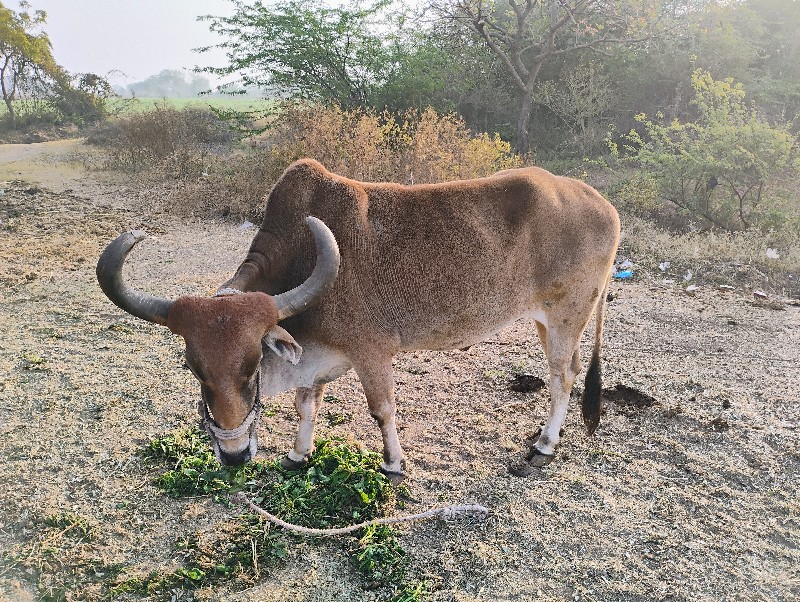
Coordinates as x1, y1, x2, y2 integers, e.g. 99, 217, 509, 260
515, 91, 535, 156
0, 74, 15, 128
4, 98, 15, 128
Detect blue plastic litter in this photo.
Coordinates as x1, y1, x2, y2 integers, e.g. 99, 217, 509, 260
614, 270, 634, 280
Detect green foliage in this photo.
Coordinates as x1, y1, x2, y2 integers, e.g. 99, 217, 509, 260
21, 350, 46, 370
535, 62, 614, 156
252, 438, 391, 528
142, 426, 266, 499
42, 512, 96, 541
0, 2, 115, 128
607, 172, 661, 217
48, 71, 114, 125
355, 524, 408, 588
621, 69, 799, 232
140, 428, 428, 599
0, 1, 58, 127
198, 0, 396, 108
434, 0, 666, 153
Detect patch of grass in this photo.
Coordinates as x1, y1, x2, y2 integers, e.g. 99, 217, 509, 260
325, 409, 353, 426
106, 322, 133, 334
140, 428, 428, 600
42, 513, 96, 542
21, 351, 47, 370
106, 97, 272, 115
482, 368, 507, 381
34, 326, 62, 340
108, 514, 287, 599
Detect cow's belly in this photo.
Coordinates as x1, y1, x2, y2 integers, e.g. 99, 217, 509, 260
398, 304, 546, 352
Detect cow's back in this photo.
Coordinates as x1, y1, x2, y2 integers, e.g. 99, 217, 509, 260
253, 161, 619, 352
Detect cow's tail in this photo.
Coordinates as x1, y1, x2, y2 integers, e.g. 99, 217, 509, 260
581, 275, 610, 435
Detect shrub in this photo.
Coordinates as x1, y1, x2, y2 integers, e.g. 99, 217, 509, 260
261, 103, 523, 184
96, 102, 525, 220
86, 104, 232, 177
618, 69, 800, 233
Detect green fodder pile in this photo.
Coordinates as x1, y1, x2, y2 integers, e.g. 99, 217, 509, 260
115, 429, 427, 601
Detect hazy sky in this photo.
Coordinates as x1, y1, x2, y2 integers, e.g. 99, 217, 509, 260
11, 0, 237, 86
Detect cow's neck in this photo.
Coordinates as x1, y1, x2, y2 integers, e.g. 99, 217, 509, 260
260, 337, 352, 396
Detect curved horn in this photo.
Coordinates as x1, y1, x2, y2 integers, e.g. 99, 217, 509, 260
96, 230, 173, 326
274, 216, 341, 321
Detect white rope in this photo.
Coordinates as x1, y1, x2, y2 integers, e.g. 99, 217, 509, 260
231, 492, 489, 537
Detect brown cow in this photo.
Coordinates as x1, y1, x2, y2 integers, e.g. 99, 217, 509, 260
97, 159, 620, 480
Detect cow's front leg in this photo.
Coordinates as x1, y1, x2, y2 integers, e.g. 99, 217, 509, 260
281, 384, 325, 469
354, 361, 406, 485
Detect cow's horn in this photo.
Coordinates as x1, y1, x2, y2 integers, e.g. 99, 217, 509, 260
274, 216, 340, 321
96, 230, 173, 326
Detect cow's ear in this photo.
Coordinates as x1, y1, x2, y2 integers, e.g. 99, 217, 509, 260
264, 325, 303, 365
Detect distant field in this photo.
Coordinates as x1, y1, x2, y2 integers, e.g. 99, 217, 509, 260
108, 97, 274, 114
0, 97, 273, 118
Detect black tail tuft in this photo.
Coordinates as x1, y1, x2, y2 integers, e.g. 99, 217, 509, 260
581, 351, 602, 435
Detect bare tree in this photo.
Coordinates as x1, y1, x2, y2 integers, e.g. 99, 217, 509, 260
429, 0, 666, 154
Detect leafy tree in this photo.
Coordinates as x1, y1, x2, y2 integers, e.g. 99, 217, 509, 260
742, 0, 800, 126
375, 20, 517, 139
198, 0, 396, 108
49, 71, 114, 124
0, 0, 58, 127
535, 62, 613, 155
620, 69, 799, 232
429, 0, 668, 154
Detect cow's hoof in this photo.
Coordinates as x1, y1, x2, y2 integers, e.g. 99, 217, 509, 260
509, 447, 556, 476
525, 447, 556, 468
380, 467, 407, 486
280, 455, 308, 470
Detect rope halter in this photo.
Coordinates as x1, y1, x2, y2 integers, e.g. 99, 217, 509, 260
198, 372, 263, 460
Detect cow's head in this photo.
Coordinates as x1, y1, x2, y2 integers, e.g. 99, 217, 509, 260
96, 217, 340, 466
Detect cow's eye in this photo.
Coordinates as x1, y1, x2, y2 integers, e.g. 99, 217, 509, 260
241, 356, 261, 378
186, 359, 206, 382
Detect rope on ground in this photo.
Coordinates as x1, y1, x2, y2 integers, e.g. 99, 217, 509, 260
231, 492, 490, 537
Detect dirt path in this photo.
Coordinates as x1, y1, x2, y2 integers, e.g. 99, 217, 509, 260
1, 143, 798, 601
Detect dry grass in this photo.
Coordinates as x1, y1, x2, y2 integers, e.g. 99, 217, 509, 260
619, 215, 800, 297
87, 104, 524, 221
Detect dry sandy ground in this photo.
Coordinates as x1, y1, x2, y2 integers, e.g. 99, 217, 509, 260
0, 141, 798, 601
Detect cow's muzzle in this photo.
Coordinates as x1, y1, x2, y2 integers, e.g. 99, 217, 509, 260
198, 374, 262, 466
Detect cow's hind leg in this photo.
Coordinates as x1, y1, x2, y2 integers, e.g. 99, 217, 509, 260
510, 321, 583, 476
353, 359, 406, 485
281, 384, 326, 469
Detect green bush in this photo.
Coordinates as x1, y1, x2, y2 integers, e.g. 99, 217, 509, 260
618, 69, 800, 233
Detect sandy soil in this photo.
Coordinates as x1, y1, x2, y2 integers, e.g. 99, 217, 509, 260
0, 141, 798, 601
